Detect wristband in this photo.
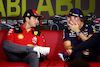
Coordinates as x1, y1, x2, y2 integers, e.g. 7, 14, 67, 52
76, 31, 81, 36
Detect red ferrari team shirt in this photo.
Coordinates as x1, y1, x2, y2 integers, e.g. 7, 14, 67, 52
7, 24, 45, 47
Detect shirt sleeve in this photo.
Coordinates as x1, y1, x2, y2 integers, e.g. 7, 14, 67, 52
37, 32, 45, 47
88, 26, 94, 35
6, 28, 14, 43
63, 28, 70, 41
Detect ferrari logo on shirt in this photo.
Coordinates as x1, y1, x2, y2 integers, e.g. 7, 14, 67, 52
34, 31, 38, 35
18, 34, 24, 39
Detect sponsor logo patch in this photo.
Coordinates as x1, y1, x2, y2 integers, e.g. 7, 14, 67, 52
18, 34, 24, 39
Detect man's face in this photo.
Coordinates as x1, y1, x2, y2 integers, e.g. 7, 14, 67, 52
28, 16, 39, 27
68, 16, 81, 26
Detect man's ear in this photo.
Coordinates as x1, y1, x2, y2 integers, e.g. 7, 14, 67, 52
25, 17, 29, 22
77, 17, 80, 21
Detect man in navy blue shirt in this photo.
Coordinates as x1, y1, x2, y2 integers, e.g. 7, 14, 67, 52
58, 8, 94, 61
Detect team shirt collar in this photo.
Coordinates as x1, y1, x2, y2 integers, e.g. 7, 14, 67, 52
20, 24, 35, 32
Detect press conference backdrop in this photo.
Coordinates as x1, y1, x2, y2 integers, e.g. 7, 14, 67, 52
0, 0, 100, 20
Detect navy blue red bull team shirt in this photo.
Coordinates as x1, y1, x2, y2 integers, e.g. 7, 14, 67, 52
7, 24, 45, 47
64, 23, 94, 47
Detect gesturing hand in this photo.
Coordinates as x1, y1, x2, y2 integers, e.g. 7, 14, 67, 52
67, 17, 80, 33
27, 44, 37, 47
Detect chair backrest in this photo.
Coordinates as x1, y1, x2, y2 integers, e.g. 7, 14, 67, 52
0, 30, 8, 59
40, 30, 65, 60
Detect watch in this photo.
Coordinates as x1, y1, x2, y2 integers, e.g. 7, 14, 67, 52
76, 31, 81, 36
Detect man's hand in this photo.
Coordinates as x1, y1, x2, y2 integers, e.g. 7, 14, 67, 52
82, 49, 89, 55
67, 17, 80, 33
27, 44, 37, 47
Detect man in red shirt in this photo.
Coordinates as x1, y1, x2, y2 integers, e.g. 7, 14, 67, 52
2, 9, 50, 67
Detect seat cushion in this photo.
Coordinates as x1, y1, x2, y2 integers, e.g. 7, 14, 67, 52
88, 62, 100, 67
0, 63, 29, 67
0, 58, 9, 64
39, 60, 51, 67
0, 58, 51, 67
47, 59, 66, 67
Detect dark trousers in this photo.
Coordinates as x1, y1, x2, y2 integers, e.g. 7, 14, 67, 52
2, 40, 39, 67
72, 32, 100, 62
70, 50, 83, 60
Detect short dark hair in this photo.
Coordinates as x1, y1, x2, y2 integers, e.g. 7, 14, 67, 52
23, 16, 40, 23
